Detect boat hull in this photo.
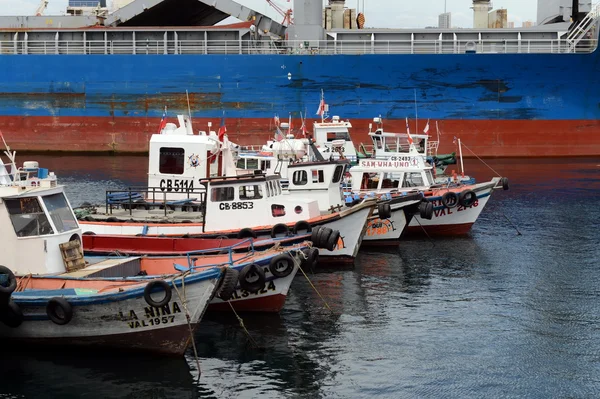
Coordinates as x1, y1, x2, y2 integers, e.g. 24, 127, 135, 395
361, 203, 410, 246
0, 271, 220, 355
3, 116, 600, 157
406, 182, 497, 237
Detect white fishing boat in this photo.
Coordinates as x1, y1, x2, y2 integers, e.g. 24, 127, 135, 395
76, 116, 376, 262
0, 139, 226, 354
345, 137, 509, 237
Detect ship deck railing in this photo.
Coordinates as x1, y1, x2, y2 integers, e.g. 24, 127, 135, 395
0, 38, 597, 56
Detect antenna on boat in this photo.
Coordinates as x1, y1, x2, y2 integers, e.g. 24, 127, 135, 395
186, 90, 192, 125
414, 89, 418, 134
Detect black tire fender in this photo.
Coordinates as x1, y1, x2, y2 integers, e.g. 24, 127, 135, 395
458, 190, 477, 207
310, 225, 322, 244
301, 248, 319, 272
501, 177, 510, 191
0, 266, 17, 296
269, 254, 295, 278
441, 192, 459, 209
292, 220, 312, 234
316, 227, 333, 249
0, 299, 23, 328
377, 202, 392, 219
325, 230, 341, 252
46, 297, 73, 326
215, 267, 240, 301
270, 223, 289, 238
419, 201, 434, 220
143, 280, 172, 308
239, 264, 266, 293
106, 217, 119, 223
237, 228, 257, 239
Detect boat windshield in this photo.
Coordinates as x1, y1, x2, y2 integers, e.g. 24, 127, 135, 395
42, 192, 79, 233
5, 197, 54, 237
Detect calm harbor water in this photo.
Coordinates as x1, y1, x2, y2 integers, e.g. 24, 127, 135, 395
0, 155, 599, 398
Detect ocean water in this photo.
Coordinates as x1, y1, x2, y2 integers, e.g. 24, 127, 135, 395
0, 155, 598, 399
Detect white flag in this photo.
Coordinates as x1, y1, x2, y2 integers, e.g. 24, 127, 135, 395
423, 119, 430, 134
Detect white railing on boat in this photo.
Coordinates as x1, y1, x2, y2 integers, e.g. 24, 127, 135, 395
0, 38, 597, 56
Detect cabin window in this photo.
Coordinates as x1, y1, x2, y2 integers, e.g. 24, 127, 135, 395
326, 131, 350, 141
381, 173, 401, 189
42, 193, 79, 233
402, 172, 424, 188
261, 160, 271, 171
276, 181, 282, 194
332, 165, 344, 183
373, 136, 383, 150
246, 159, 258, 170
292, 170, 307, 186
359, 173, 380, 190
210, 187, 235, 202
5, 197, 54, 237
236, 159, 246, 169
239, 185, 263, 200
271, 204, 286, 217
425, 170, 434, 185
266, 182, 271, 197
311, 170, 324, 184
159, 147, 185, 175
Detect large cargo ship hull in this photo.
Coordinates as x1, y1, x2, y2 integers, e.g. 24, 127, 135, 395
1, 51, 599, 156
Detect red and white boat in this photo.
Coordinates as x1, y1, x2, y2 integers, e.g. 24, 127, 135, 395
346, 130, 509, 237
77, 115, 377, 262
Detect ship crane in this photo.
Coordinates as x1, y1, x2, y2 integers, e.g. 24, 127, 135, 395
266, 0, 293, 26
35, 0, 49, 16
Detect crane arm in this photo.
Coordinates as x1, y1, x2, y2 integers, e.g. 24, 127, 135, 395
35, 0, 49, 16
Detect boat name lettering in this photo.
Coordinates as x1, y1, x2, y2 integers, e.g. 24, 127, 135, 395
365, 218, 395, 237
159, 179, 194, 192
229, 280, 276, 300
430, 199, 479, 217
360, 160, 411, 168
219, 202, 254, 211
118, 301, 182, 329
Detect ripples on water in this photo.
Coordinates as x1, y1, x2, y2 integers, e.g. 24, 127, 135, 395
0, 156, 599, 398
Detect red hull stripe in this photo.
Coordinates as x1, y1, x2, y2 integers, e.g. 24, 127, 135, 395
2, 116, 600, 157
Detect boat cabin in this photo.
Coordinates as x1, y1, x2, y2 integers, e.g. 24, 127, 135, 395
312, 116, 358, 163
286, 160, 349, 213
0, 158, 82, 275
201, 173, 321, 233
368, 117, 438, 159
348, 150, 435, 193
149, 115, 239, 200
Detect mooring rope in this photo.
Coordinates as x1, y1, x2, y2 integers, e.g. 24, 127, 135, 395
227, 301, 260, 349
294, 250, 332, 312
171, 271, 202, 379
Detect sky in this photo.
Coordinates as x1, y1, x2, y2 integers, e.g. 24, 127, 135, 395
0, 0, 538, 28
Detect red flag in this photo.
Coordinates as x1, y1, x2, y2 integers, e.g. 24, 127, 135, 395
218, 114, 227, 141
275, 126, 284, 142
157, 106, 167, 133
301, 113, 307, 137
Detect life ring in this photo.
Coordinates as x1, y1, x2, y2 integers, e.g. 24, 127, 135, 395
458, 190, 477, 207
46, 297, 73, 326
316, 226, 333, 249
239, 264, 266, 293
501, 177, 510, 191
0, 266, 17, 296
215, 267, 240, 301
270, 223, 289, 238
292, 220, 312, 234
269, 254, 295, 278
237, 228, 257, 239
143, 280, 172, 308
441, 192, 459, 208
377, 202, 392, 219
0, 299, 23, 328
419, 201, 434, 220
325, 229, 341, 252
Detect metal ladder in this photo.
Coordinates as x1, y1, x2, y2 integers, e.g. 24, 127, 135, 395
566, 2, 600, 52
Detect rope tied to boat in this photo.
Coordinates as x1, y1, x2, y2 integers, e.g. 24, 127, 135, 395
294, 250, 333, 313
171, 270, 203, 379
227, 301, 260, 349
